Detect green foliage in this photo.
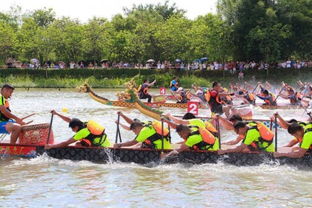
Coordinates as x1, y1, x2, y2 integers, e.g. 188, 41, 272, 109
0, 1, 311, 64
218, 0, 312, 61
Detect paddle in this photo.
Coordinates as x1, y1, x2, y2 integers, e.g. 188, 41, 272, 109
170, 90, 180, 103
216, 117, 221, 149
46, 112, 54, 145
115, 113, 122, 144
21, 113, 35, 121
274, 114, 278, 152
251, 83, 259, 93
273, 85, 286, 104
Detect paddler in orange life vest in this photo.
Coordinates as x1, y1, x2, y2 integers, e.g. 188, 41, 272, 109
256, 84, 277, 106
236, 90, 256, 105
273, 112, 311, 149
161, 119, 219, 158
205, 82, 232, 116
280, 84, 302, 105
165, 112, 219, 139
216, 114, 246, 146
138, 79, 156, 103
113, 112, 171, 149
0, 84, 26, 144
274, 122, 312, 158
218, 121, 275, 154
45, 110, 111, 149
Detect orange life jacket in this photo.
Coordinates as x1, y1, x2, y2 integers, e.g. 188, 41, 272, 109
142, 121, 170, 149
247, 122, 274, 150
189, 126, 216, 145
205, 90, 222, 104
204, 121, 218, 133
80, 121, 107, 147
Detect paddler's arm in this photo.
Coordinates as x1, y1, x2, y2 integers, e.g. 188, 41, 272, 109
274, 147, 307, 158
222, 135, 244, 145
163, 143, 189, 158
283, 138, 299, 147
116, 121, 131, 131
147, 80, 156, 87
165, 113, 188, 125
215, 115, 234, 130
113, 140, 138, 148
0, 106, 24, 124
118, 112, 134, 125
274, 113, 289, 129
51, 110, 71, 123
218, 143, 247, 154
45, 138, 76, 149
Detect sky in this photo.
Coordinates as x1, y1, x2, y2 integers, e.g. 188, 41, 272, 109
1, 0, 218, 22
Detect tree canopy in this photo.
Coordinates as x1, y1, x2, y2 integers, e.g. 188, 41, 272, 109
0, 0, 310, 65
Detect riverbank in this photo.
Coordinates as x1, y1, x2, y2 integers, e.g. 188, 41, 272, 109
0, 68, 311, 88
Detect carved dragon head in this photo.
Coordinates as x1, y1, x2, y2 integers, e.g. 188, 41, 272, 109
78, 83, 92, 93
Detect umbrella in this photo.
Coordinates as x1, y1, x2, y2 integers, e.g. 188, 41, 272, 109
146, 59, 155, 63
200, 57, 208, 62
175, 59, 182, 63
30, 58, 39, 64
101, 59, 108, 63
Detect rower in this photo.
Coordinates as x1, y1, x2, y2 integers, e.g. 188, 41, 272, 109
0, 84, 26, 144
162, 120, 219, 158
237, 90, 256, 105
205, 82, 231, 117
218, 121, 275, 154
138, 79, 156, 103
256, 86, 277, 106
45, 110, 110, 149
169, 77, 179, 92
217, 114, 245, 145
274, 122, 312, 158
176, 87, 189, 103
280, 84, 302, 105
113, 120, 171, 150
274, 112, 309, 148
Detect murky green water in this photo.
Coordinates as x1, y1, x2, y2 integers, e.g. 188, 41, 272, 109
0, 89, 311, 208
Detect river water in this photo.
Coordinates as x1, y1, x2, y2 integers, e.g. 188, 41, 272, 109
1, 89, 311, 208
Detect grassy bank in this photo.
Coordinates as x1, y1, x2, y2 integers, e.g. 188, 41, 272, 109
0, 68, 311, 88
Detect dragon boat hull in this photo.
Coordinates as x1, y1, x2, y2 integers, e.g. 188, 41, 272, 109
2, 143, 311, 168
259, 105, 305, 110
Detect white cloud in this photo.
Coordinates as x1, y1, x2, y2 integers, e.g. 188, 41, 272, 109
1, 0, 217, 22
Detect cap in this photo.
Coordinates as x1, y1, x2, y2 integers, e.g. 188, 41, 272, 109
2, 84, 15, 90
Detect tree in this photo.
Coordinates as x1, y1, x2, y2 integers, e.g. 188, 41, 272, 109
0, 22, 17, 64
31, 8, 56, 27
82, 18, 111, 62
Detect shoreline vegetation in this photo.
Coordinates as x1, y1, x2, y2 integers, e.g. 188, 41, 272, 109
1, 68, 311, 89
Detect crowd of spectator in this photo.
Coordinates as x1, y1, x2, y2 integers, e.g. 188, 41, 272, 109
3, 58, 312, 71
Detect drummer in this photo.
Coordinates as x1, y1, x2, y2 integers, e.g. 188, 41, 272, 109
0, 84, 26, 144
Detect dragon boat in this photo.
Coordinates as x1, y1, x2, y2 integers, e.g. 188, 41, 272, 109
1, 143, 312, 168
0, 122, 309, 168
78, 83, 308, 113
78, 83, 205, 114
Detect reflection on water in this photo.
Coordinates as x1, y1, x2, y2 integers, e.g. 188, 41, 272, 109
0, 89, 311, 207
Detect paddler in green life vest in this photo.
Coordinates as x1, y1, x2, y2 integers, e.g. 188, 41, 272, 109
0, 84, 26, 144
274, 122, 312, 158
218, 121, 275, 154
162, 119, 219, 158
113, 117, 171, 150
272, 112, 310, 148
45, 110, 110, 149
165, 112, 219, 139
